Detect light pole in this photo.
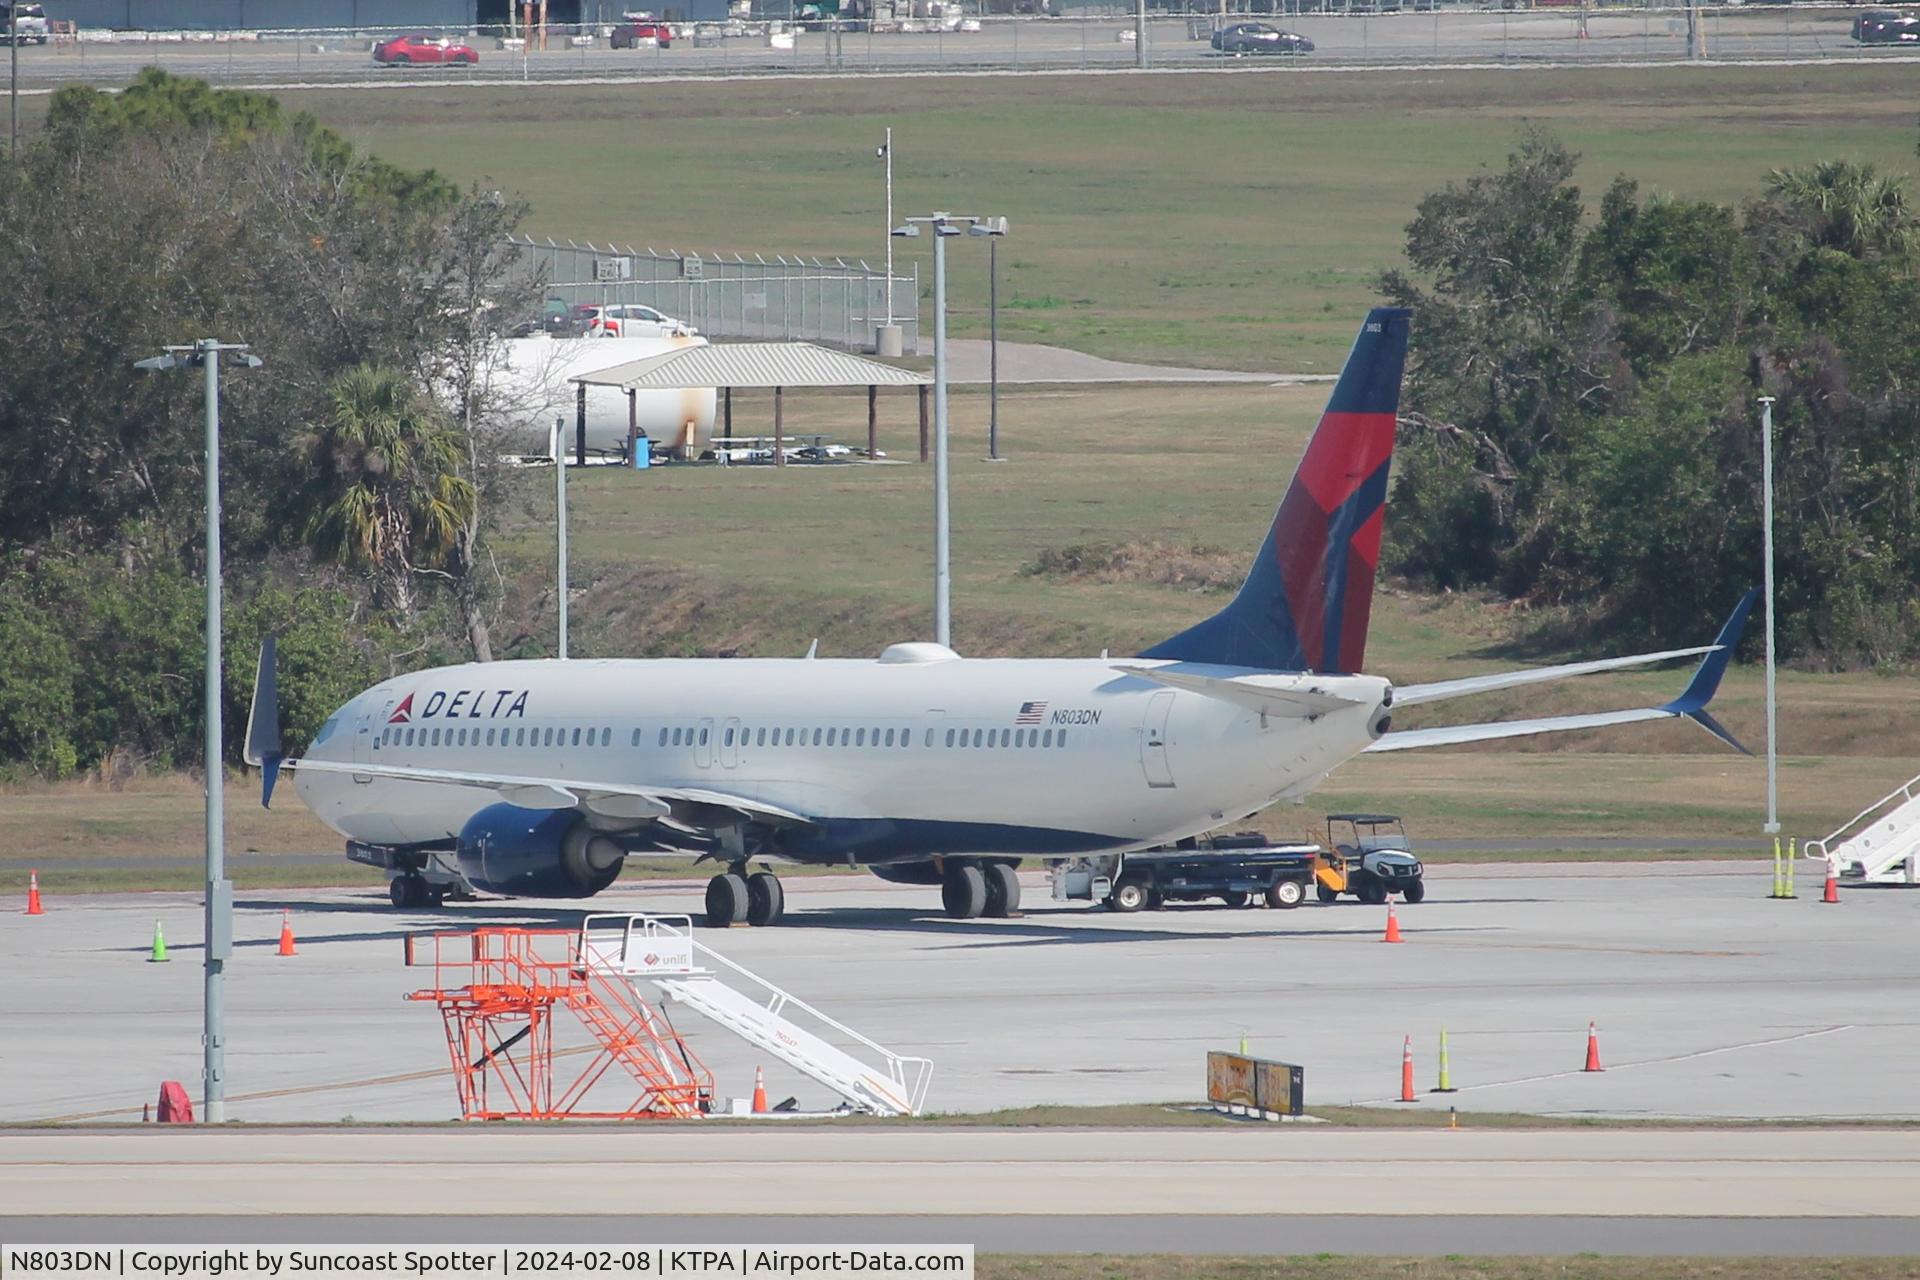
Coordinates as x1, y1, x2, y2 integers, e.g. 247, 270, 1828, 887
893, 212, 1006, 648
135, 338, 260, 1125
552, 415, 569, 660
968, 216, 1010, 460
1759, 395, 1778, 838
877, 128, 894, 329
9, 2, 19, 158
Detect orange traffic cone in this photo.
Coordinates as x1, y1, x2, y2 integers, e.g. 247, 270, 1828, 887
1822, 871, 1840, 904
1383, 902, 1403, 943
1399, 1035, 1416, 1102
751, 1065, 769, 1114
25, 869, 43, 915
277, 910, 297, 957
1583, 1021, 1604, 1073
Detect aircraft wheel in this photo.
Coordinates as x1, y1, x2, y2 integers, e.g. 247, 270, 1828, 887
1316, 881, 1341, 904
983, 863, 1021, 918
942, 864, 987, 919
746, 872, 785, 926
390, 875, 428, 908
705, 872, 749, 927
1266, 879, 1305, 909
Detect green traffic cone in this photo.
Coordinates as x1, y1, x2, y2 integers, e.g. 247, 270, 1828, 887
148, 920, 169, 963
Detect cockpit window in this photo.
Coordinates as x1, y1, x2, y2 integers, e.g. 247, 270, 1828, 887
312, 713, 342, 746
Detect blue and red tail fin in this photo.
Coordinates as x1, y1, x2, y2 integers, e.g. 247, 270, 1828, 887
1140, 306, 1411, 674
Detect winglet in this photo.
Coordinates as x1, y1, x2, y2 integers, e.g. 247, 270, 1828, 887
243, 635, 285, 808
1661, 588, 1760, 753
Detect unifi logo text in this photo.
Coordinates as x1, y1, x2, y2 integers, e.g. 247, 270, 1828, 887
390, 689, 530, 723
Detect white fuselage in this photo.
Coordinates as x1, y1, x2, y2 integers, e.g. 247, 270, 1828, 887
294, 651, 1391, 862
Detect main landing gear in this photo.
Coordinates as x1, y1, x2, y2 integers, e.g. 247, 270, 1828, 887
705, 865, 785, 928
942, 860, 1021, 920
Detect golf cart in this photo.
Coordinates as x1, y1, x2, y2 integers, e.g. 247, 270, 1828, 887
1318, 813, 1425, 904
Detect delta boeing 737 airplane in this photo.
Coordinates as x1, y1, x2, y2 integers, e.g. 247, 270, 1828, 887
250, 308, 1756, 924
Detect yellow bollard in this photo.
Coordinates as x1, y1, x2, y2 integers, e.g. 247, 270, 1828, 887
1432, 1028, 1457, 1093
1785, 838, 1797, 899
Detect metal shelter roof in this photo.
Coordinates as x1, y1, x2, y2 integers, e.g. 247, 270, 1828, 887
569, 342, 930, 391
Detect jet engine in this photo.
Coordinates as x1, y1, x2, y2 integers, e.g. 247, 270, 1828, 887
455, 803, 626, 898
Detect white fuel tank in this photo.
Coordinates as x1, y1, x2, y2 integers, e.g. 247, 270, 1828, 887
494, 334, 718, 455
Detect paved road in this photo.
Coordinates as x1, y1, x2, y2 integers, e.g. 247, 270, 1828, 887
8, 11, 1915, 93
2, 1128, 1918, 1244
4, 1211, 1919, 1256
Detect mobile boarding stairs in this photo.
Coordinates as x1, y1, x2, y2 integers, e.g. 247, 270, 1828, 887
407, 914, 932, 1120
1806, 771, 1920, 885
581, 913, 933, 1117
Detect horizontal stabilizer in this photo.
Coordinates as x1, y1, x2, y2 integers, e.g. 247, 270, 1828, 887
1112, 664, 1363, 718
1367, 589, 1758, 755
1394, 645, 1718, 707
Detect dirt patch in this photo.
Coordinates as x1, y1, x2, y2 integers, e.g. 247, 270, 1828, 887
1023, 539, 1244, 596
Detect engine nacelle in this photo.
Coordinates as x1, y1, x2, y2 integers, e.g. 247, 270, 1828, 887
455, 803, 626, 898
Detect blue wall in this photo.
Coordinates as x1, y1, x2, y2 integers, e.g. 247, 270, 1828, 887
52, 1, 477, 28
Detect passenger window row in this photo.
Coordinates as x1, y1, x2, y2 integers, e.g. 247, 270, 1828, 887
376, 723, 1072, 751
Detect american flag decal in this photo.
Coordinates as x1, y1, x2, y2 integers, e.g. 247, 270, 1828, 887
1015, 701, 1047, 725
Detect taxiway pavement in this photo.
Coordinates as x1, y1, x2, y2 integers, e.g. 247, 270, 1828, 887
3, 861, 1914, 1125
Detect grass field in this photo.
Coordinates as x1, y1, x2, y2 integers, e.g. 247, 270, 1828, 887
6, 65, 1916, 883
289, 65, 1920, 370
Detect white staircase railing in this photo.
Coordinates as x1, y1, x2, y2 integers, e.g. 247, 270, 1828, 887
1805, 771, 1920, 885
578, 914, 933, 1116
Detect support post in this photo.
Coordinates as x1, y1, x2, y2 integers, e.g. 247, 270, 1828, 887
724, 386, 733, 436
918, 384, 929, 463
575, 381, 588, 468
988, 234, 1000, 461
774, 385, 785, 468
627, 389, 639, 466
867, 385, 879, 459
1135, 0, 1147, 67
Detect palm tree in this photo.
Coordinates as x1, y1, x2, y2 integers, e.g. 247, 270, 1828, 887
1765, 160, 1918, 261
304, 365, 476, 619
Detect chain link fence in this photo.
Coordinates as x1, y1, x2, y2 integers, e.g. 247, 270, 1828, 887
509, 235, 920, 354
19, 6, 1901, 87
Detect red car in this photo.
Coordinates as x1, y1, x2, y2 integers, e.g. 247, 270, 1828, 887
373, 34, 479, 65
610, 19, 672, 48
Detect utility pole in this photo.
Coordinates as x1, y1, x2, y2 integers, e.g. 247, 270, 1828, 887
1135, 0, 1148, 69
987, 231, 1000, 461
135, 339, 260, 1124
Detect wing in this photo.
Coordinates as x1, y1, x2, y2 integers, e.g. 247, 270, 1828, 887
284, 757, 815, 829
1368, 589, 1758, 755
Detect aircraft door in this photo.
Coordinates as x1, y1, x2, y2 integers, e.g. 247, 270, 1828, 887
720, 717, 741, 768
351, 697, 392, 784
695, 717, 715, 769
1140, 691, 1176, 789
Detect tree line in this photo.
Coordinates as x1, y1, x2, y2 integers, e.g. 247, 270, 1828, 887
1383, 133, 1920, 666
0, 70, 536, 777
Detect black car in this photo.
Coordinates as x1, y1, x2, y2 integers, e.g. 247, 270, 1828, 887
1211, 22, 1314, 55
1853, 9, 1920, 42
